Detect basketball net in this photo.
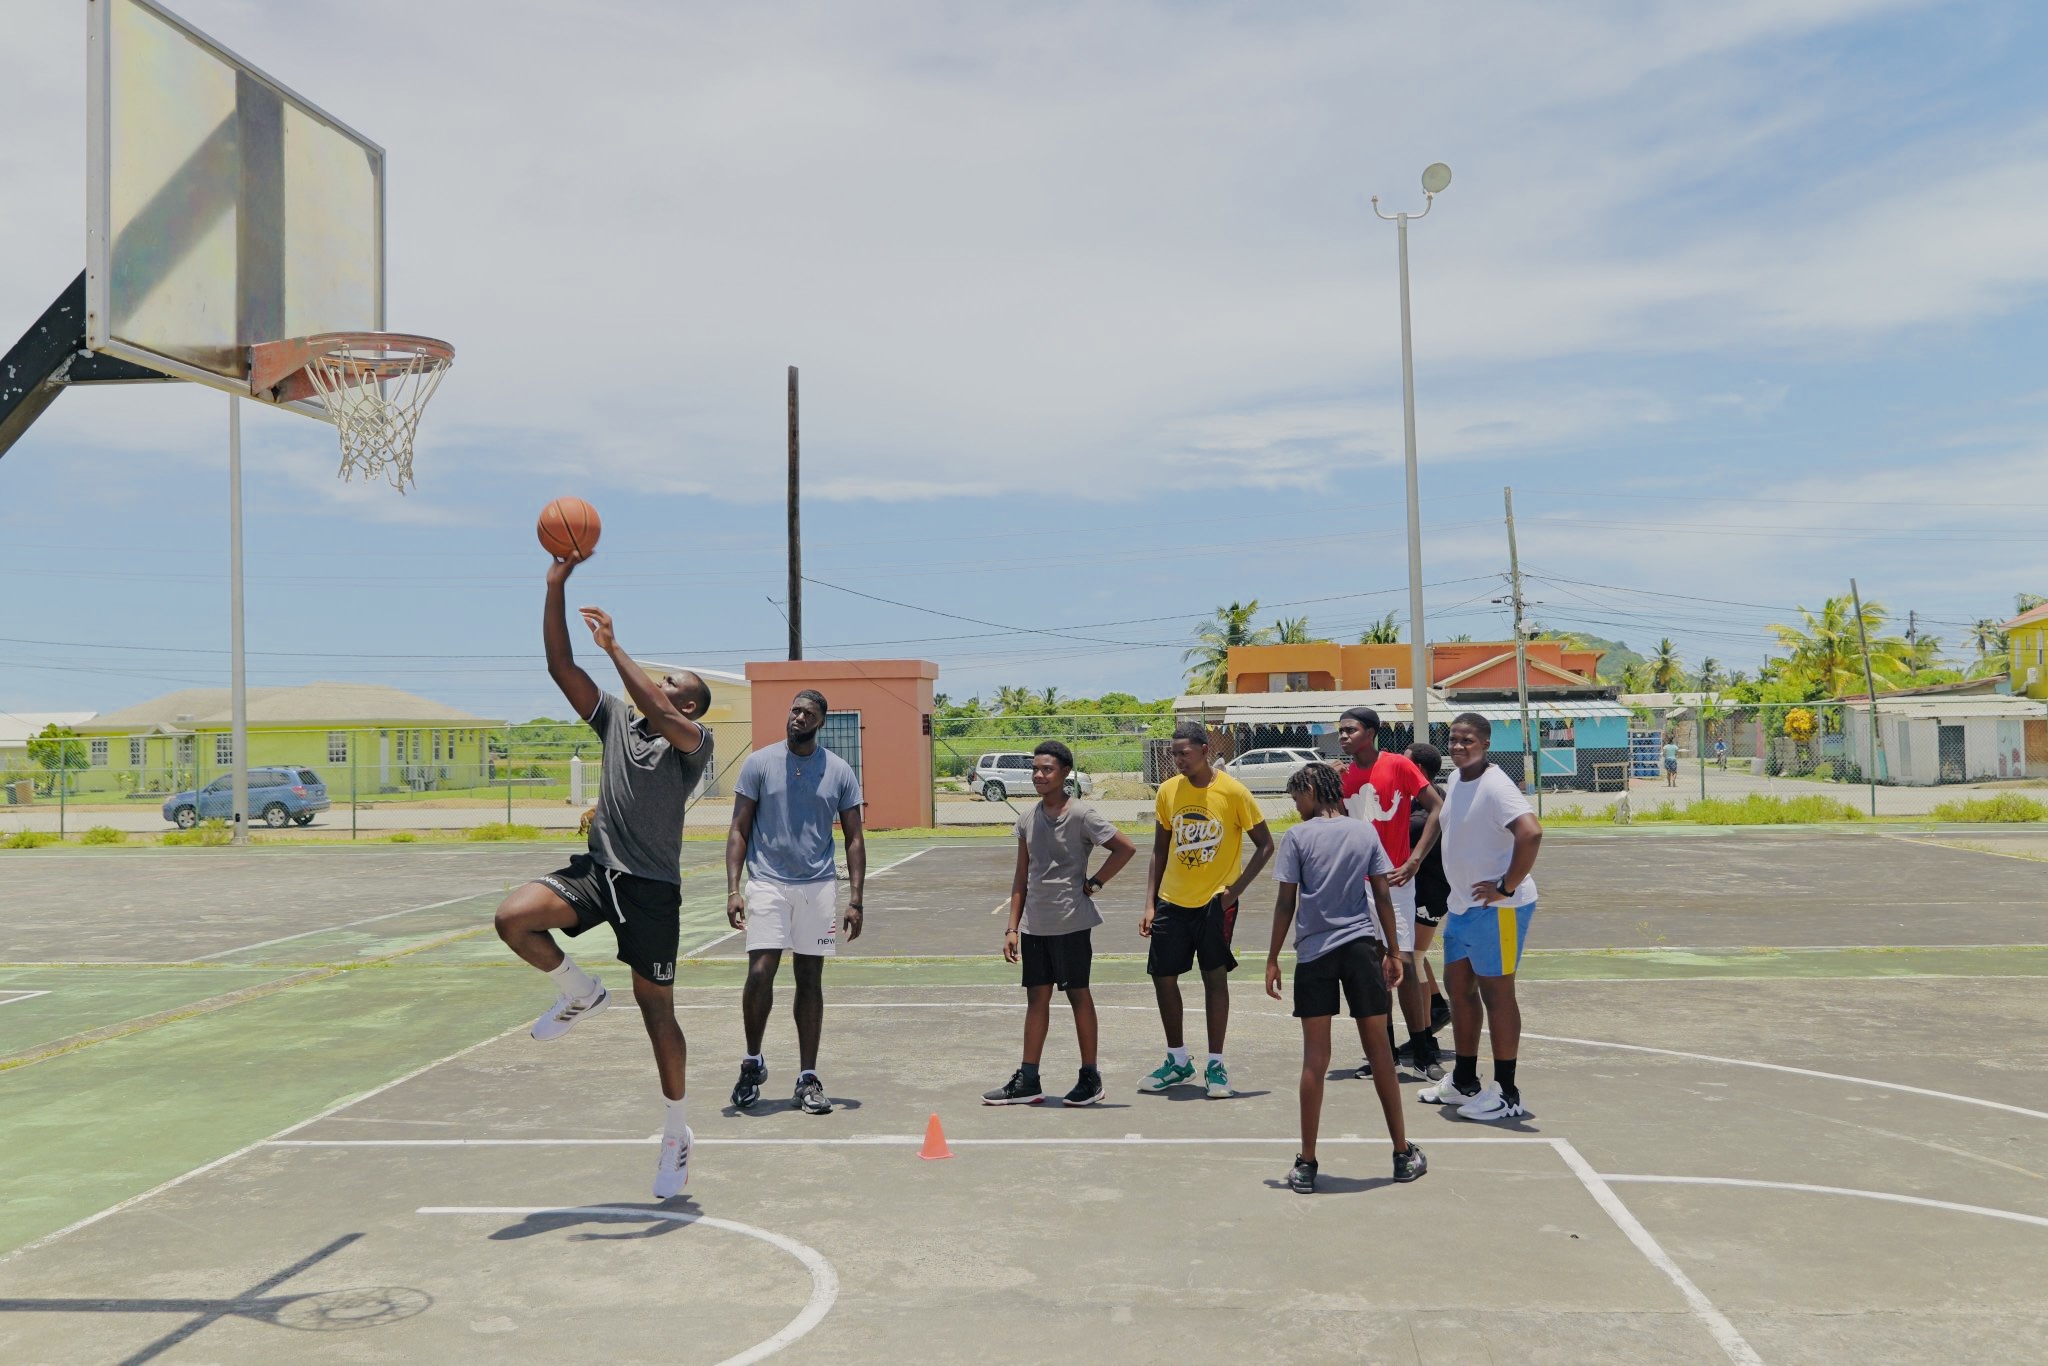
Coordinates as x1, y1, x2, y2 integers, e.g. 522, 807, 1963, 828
300, 338, 452, 493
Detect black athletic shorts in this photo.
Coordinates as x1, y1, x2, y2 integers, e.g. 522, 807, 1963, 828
534, 854, 681, 985
1293, 936, 1392, 1020
1021, 927, 1093, 991
1147, 896, 1238, 977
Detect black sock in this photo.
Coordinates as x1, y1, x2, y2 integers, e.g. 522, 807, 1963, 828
1453, 1055, 1480, 1091
1430, 993, 1447, 1011
1495, 1059, 1518, 1100
1021, 1061, 1040, 1083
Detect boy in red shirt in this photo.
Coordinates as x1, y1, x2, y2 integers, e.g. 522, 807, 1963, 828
1337, 706, 1444, 1079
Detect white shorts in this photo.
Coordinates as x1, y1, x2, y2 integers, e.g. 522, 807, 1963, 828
1389, 879, 1417, 954
744, 878, 839, 956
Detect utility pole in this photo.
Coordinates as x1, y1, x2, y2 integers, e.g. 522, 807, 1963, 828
228, 396, 248, 845
787, 365, 802, 660
1850, 578, 1883, 814
1504, 487, 1537, 809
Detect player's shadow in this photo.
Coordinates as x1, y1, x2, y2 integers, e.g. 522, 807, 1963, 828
1424, 1106, 1539, 1133
1260, 1173, 1395, 1195
721, 1095, 865, 1118
1138, 1088, 1273, 1103
486, 1202, 703, 1242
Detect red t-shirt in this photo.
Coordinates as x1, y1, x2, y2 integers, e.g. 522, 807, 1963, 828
1341, 751, 1427, 865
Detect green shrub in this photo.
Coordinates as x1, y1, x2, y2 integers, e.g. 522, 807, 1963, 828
3, 829, 59, 849
1930, 793, 2048, 823
385, 831, 419, 843
81, 825, 127, 845
1637, 794, 1862, 825
467, 821, 541, 842
162, 818, 233, 847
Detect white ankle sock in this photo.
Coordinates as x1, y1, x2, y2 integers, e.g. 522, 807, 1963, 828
1167, 1046, 1190, 1066
746, 1053, 765, 1067
1207, 1053, 1224, 1067
548, 956, 597, 999
663, 1095, 689, 1137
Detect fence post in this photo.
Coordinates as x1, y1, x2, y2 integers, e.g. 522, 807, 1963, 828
350, 731, 358, 841
58, 763, 66, 839
1697, 709, 1707, 802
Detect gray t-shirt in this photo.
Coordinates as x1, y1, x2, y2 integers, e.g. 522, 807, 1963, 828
1015, 799, 1119, 936
585, 691, 711, 884
1274, 814, 1394, 962
736, 741, 862, 885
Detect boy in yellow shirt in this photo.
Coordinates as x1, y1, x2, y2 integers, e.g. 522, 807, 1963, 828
1140, 722, 1275, 1097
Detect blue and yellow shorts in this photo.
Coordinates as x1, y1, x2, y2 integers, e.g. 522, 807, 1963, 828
1443, 902, 1537, 977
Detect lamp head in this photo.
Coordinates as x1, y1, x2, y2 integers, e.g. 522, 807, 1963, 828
1421, 162, 1452, 194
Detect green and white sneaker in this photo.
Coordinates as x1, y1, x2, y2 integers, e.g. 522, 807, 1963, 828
1205, 1058, 1232, 1098
1139, 1055, 1196, 1092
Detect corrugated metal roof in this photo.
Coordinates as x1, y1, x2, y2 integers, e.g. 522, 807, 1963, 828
1454, 699, 1632, 722
1843, 696, 2046, 721
1192, 689, 1447, 726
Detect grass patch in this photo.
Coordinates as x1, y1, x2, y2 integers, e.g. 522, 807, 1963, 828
162, 818, 234, 847
1930, 793, 2048, 823
3, 830, 60, 849
466, 821, 543, 842
1636, 794, 1863, 825
385, 831, 419, 843
80, 825, 127, 845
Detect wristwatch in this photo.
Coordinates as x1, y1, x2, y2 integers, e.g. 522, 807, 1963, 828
1495, 878, 1516, 899
1085, 876, 1104, 894
848, 900, 863, 911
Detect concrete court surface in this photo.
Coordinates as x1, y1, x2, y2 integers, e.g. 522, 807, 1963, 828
1, 829, 2045, 1363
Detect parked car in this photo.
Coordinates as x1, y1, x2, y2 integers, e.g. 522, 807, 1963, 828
163, 767, 331, 828
1220, 746, 1327, 794
972, 752, 1093, 802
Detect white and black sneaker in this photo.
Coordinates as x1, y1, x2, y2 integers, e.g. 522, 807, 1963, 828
530, 982, 608, 1041
731, 1058, 767, 1110
983, 1068, 1044, 1106
1063, 1067, 1105, 1106
653, 1126, 691, 1199
1393, 1143, 1428, 1183
794, 1074, 834, 1116
1419, 1075, 1481, 1107
1457, 1084, 1530, 1123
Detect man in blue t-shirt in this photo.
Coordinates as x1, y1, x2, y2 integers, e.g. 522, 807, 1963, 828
1263, 762, 1425, 1194
725, 689, 865, 1116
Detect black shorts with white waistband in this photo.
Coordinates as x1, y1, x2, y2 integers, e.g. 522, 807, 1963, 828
1021, 927, 1093, 991
533, 853, 681, 985
1293, 936, 1392, 1020
1146, 896, 1238, 977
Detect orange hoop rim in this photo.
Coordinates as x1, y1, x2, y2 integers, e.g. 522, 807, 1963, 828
249, 331, 455, 404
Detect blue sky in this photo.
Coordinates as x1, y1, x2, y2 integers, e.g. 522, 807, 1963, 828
4, 0, 2045, 723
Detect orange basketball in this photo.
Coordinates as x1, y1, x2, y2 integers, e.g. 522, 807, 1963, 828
537, 497, 601, 561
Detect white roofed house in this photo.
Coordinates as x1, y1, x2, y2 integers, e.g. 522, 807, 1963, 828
1839, 691, 2048, 786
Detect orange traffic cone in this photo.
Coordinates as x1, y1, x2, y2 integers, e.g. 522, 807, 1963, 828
919, 1112, 954, 1161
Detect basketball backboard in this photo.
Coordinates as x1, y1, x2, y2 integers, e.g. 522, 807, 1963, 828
85, 0, 384, 408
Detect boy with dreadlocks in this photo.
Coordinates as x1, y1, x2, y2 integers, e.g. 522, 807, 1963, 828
1264, 762, 1425, 1193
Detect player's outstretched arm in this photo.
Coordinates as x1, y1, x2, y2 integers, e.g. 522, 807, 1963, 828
1264, 883, 1297, 999
543, 559, 601, 720
577, 605, 705, 753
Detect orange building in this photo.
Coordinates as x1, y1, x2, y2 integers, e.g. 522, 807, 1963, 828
744, 659, 938, 830
1226, 641, 1605, 696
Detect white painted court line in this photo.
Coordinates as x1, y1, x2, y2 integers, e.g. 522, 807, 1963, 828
418, 1205, 836, 1366
0, 1020, 529, 1269
184, 892, 493, 962
685, 846, 937, 956
0, 990, 51, 1006
866, 846, 938, 877
1526, 1032, 2048, 1123
1550, 1139, 1764, 1366
1599, 1175, 2048, 1231
272, 1134, 1552, 1149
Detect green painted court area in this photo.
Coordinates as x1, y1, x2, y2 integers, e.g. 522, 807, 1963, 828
2, 828, 2046, 1363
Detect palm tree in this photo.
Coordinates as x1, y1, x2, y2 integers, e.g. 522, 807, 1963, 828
1650, 639, 1685, 692
1183, 601, 1275, 693
1969, 618, 2007, 661
1272, 616, 1318, 644
1695, 657, 1722, 692
1357, 612, 1401, 645
1618, 661, 1650, 693
992, 685, 1036, 715
1902, 635, 1948, 681
1038, 686, 1064, 709
1768, 595, 1910, 696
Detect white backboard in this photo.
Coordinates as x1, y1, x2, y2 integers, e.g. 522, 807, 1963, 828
85, 0, 384, 404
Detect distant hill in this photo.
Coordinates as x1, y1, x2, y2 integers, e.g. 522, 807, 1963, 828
1577, 634, 1644, 677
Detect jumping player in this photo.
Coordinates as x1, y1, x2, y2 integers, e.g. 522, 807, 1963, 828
1336, 707, 1443, 1080
726, 690, 865, 1117
983, 741, 1136, 1106
1140, 721, 1274, 1098
1418, 713, 1544, 1122
492, 556, 713, 1200
1264, 763, 1425, 1192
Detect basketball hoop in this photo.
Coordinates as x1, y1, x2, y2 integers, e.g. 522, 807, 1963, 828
248, 332, 454, 492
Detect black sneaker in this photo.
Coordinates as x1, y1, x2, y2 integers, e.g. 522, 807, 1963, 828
1429, 995, 1451, 1033
1393, 1143, 1428, 1183
794, 1073, 833, 1115
982, 1068, 1044, 1106
1063, 1067, 1105, 1106
731, 1057, 766, 1110
1288, 1153, 1318, 1193
1355, 1057, 1373, 1079
1410, 1034, 1445, 1082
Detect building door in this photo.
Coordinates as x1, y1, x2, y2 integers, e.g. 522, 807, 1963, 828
2027, 721, 2048, 769
1936, 725, 1966, 783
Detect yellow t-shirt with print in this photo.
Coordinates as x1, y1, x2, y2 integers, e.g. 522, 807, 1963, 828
1154, 771, 1264, 909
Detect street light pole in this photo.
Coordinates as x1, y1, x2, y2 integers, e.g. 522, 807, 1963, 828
1374, 163, 1451, 747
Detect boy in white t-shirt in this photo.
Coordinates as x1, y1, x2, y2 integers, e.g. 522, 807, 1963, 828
1417, 713, 1544, 1123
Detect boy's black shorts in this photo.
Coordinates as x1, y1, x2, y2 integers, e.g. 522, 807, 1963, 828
1293, 936, 1392, 1019
1146, 896, 1237, 977
533, 853, 681, 985
1021, 927, 1093, 991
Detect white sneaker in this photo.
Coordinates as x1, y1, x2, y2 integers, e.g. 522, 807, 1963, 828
1457, 1084, 1529, 1123
653, 1125, 692, 1199
1418, 1075, 1480, 1106
530, 982, 608, 1041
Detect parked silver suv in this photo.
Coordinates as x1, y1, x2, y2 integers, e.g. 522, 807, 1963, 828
972, 752, 1093, 801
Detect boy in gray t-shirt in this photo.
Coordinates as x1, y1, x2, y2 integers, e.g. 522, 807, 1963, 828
1263, 762, 1425, 1194
983, 742, 1135, 1108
